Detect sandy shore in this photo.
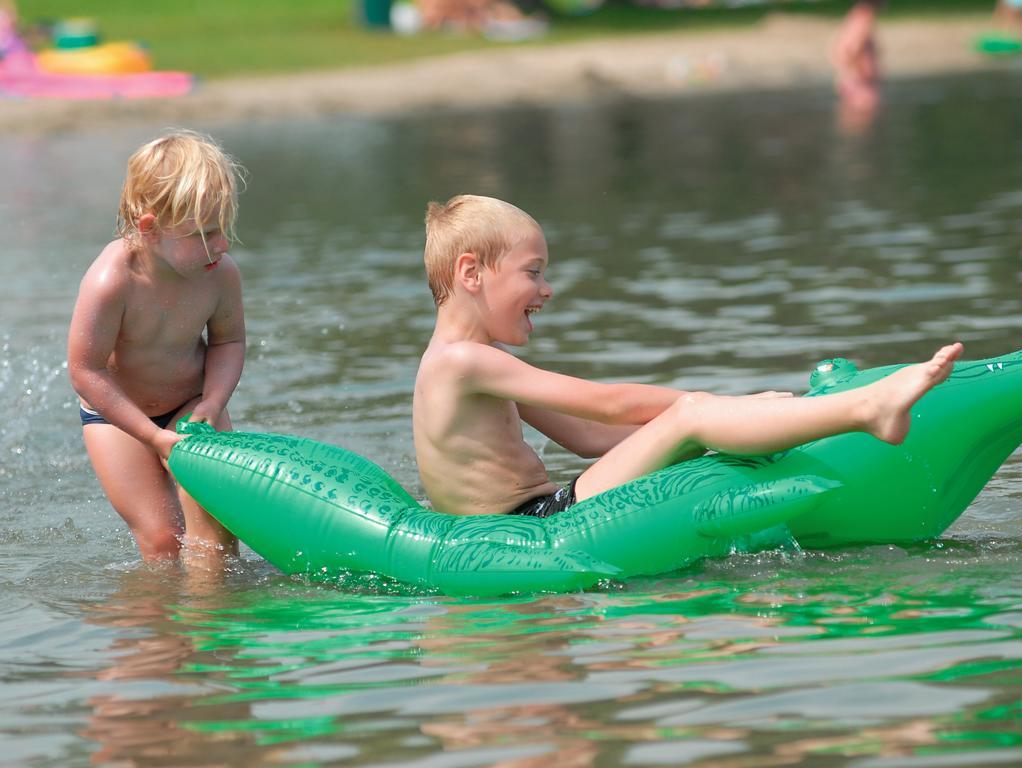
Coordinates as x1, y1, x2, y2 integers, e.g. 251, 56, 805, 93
0, 13, 1008, 134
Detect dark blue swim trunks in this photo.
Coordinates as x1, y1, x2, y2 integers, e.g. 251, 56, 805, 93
79, 404, 181, 430
508, 477, 579, 518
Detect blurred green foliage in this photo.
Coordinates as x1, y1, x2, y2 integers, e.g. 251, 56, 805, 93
16, 0, 993, 78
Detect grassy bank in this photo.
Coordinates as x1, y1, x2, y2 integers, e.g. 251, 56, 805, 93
18, 0, 994, 78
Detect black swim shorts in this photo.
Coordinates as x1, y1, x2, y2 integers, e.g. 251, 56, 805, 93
507, 477, 579, 518
79, 404, 181, 430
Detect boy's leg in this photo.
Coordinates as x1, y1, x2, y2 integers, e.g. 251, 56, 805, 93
168, 401, 239, 561
575, 343, 962, 502
83, 425, 184, 560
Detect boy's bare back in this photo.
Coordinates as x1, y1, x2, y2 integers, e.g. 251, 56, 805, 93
414, 197, 663, 515
414, 339, 559, 515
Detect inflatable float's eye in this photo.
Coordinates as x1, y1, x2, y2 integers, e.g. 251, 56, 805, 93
809, 357, 858, 390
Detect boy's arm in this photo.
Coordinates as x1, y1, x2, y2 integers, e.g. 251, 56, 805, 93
453, 342, 683, 425
67, 270, 180, 458
190, 257, 245, 426
517, 404, 641, 458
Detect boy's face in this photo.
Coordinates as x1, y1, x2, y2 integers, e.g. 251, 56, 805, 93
481, 227, 553, 346
145, 212, 230, 278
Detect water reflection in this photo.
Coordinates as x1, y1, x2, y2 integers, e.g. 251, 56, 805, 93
62, 556, 1022, 767
73, 567, 264, 765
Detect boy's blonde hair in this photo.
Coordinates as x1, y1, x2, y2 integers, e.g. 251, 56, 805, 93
424, 195, 540, 306
117, 129, 246, 246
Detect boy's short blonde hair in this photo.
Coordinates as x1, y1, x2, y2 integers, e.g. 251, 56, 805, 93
117, 129, 246, 246
424, 195, 540, 306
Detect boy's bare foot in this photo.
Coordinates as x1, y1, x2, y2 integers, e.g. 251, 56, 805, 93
862, 343, 963, 444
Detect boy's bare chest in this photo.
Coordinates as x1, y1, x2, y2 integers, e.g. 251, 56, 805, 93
119, 282, 217, 346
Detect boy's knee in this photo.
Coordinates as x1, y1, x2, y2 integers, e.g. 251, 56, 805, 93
671, 390, 713, 414
669, 390, 717, 437
135, 528, 182, 560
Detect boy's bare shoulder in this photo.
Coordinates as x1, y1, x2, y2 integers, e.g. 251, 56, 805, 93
94, 238, 130, 264
422, 340, 511, 375
214, 252, 242, 277
79, 240, 132, 294
209, 253, 243, 290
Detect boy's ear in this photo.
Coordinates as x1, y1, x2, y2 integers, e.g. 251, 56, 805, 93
137, 213, 158, 237
455, 251, 483, 293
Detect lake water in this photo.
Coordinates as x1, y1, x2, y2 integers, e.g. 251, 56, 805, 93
3, 72, 1022, 767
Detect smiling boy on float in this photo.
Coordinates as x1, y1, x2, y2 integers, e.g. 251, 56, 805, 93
68, 129, 246, 565
413, 194, 962, 519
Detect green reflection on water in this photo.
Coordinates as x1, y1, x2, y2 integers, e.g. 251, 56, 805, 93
89, 552, 1007, 765
65, 541, 1022, 766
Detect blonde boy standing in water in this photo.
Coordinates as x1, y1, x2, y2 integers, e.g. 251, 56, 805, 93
68, 130, 246, 564
413, 195, 963, 518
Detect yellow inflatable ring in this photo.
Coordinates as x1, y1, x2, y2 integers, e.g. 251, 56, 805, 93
36, 42, 151, 75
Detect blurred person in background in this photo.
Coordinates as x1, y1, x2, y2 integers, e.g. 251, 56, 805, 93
832, 0, 883, 114
993, 0, 1022, 35
0, 0, 18, 57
